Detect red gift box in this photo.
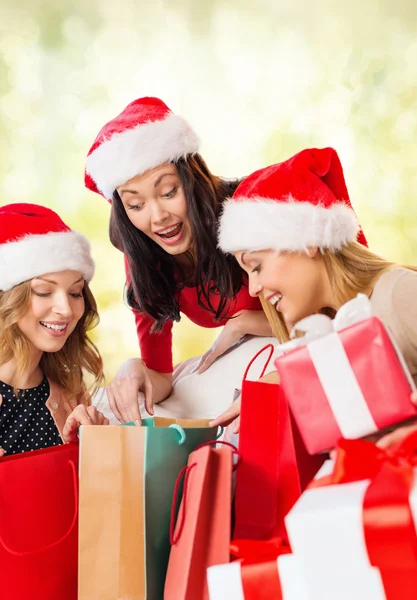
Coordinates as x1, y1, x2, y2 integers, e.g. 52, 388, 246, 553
207, 538, 308, 600
285, 434, 417, 600
275, 295, 416, 454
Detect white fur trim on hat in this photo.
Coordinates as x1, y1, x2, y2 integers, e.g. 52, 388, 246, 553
86, 112, 200, 199
218, 197, 360, 254
0, 231, 95, 291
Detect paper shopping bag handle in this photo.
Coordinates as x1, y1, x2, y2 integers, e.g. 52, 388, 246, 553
169, 424, 187, 445
168, 424, 224, 446
169, 440, 241, 545
194, 439, 241, 466
170, 462, 197, 545
243, 343, 275, 381
0, 459, 78, 556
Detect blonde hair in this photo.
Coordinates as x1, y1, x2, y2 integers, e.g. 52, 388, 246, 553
0, 281, 104, 397
261, 241, 417, 343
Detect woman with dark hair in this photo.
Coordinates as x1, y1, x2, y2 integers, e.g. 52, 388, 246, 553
85, 97, 274, 423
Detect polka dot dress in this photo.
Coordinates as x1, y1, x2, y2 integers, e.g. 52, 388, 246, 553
0, 378, 62, 456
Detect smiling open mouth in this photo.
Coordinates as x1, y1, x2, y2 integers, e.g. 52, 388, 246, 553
269, 293, 283, 311
40, 322, 68, 334
155, 223, 184, 246
155, 223, 183, 239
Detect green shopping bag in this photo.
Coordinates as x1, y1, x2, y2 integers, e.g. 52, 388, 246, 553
78, 417, 218, 600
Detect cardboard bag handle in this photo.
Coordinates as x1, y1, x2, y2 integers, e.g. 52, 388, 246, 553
0, 459, 78, 556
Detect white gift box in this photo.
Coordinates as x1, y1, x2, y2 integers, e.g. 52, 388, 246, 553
207, 554, 310, 600
302, 566, 386, 600
285, 459, 417, 572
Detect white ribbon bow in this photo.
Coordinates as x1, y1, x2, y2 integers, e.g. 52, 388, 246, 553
276, 294, 372, 356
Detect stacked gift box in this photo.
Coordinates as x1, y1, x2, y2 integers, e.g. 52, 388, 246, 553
3, 294, 417, 599
283, 437, 417, 600
206, 294, 417, 600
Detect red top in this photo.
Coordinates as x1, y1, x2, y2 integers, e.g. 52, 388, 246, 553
125, 260, 262, 373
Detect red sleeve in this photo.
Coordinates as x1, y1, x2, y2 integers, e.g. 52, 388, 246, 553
132, 310, 174, 373
124, 255, 174, 373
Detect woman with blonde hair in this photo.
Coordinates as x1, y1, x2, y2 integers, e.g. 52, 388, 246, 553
211, 147, 417, 446
0, 203, 108, 456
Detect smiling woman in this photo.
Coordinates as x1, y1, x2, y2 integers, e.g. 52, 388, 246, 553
0, 203, 108, 456
85, 96, 274, 424
236, 248, 334, 328
214, 147, 417, 446
116, 165, 192, 254
19, 272, 86, 349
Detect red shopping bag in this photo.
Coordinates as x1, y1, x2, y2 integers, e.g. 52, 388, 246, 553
164, 441, 235, 600
0, 444, 79, 600
234, 344, 324, 540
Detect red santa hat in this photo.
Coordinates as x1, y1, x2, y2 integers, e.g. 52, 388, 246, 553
218, 147, 367, 254
85, 96, 200, 200
0, 203, 95, 292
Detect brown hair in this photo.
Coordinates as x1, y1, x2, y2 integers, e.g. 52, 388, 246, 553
0, 281, 104, 397
109, 154, 245, 331
261, 241, 417, 343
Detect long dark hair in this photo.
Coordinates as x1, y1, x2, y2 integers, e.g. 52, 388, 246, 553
109, 154, 244, 331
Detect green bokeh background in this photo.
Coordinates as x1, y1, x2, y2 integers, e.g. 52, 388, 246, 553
1, 0, 416, 380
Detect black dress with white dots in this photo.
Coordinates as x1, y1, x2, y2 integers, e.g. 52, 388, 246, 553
0, 378, 62, 455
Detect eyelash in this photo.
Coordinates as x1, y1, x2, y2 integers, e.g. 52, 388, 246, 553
162, 187, 178, 199
34, 292, 83, 298
127, 187, 178, 210
251, 265, 261, 273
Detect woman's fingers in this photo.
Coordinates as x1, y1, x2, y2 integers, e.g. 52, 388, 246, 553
62, 416, 83, 444
377, 423, 417, 450
106, 384, 125, 423
85, 405, 105, 423
62, 406, 110, 443
107, 377, 140, 423
191, 350, 209, 374
127, 398, 141, 425
142, 374, 154, 416
233, 415, 241, 434
209, 399, 241, 429
195, 351, 214, 374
